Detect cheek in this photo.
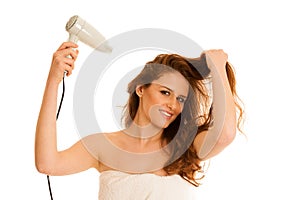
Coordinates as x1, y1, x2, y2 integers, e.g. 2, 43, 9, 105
173, 101, 184, 116
148, 105, 166, 127
179, 104, 185, 113
142, 92, 161, 109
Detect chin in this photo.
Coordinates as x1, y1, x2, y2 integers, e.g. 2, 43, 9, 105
154, 119, 174, 129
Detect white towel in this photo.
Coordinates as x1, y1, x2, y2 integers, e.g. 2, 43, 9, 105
99, 170, 197, 200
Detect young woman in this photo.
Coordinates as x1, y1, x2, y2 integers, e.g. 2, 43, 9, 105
35, 42, 243, 199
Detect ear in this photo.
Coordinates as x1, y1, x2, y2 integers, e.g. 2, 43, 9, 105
135, 85, 144, 97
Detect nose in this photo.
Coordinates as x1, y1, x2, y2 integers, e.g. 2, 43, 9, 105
167, 96, 178, 111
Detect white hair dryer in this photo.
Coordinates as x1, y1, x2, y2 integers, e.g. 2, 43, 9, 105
65, 15, 112, 53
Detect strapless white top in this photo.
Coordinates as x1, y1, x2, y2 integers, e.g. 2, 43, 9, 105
98, 170, 197, 200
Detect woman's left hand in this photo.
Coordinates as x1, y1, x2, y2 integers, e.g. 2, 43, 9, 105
204, 49, 228, 71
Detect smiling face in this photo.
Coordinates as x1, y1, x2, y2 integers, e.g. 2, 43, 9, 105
134, 71, 189, 129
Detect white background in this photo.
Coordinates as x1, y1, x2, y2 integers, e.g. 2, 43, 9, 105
1, 0, 299, 199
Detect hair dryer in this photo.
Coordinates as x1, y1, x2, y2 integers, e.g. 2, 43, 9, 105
65, 15, 112, 53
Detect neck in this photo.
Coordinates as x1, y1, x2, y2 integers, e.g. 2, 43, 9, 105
124, 122, 163, 140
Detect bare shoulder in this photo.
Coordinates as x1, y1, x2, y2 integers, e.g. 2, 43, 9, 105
103, 130, 123, 139
82, 131, 131, 172
80, 131, 121, 172
102, 130, 131, 150
81, 131, 126, 155
82, 131, 121, 141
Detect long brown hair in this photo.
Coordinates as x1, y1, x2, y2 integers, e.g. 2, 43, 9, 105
122, 53, 244, 186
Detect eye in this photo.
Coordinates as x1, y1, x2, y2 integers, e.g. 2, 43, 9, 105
160, 90, 170, 96
176, 97, 186, 103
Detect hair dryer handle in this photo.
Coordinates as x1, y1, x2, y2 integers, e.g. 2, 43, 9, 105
65, 34, 78, 61
68, 34, 79, 44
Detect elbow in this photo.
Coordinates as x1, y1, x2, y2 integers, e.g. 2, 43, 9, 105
35, 157, 56, 175
217, 126, 236, 146
197, 126, 236, 161
34, 147, 59, 175
35, 161, 54, 175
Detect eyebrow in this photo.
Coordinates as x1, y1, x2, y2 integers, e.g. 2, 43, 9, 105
159, 84, 187, 99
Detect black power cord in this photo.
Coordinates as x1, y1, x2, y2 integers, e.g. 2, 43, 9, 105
47, 73, 66, 200
47, 175, 53, 200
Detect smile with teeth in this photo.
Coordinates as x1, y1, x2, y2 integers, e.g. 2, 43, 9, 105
159, 109, 173, 119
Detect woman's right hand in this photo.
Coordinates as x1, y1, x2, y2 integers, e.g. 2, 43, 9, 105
48, 42, 79, 84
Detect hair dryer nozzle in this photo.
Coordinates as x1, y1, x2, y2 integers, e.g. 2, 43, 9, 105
65, 15, 112, 53
65, 15, 79, 32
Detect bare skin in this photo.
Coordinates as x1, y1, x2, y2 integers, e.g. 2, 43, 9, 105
35, 42, 236, 176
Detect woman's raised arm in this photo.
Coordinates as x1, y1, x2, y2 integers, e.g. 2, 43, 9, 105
35, 42, 99, 175
193, 49, 239, 160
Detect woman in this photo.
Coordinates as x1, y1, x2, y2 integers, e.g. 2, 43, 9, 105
35, 42, 244, 199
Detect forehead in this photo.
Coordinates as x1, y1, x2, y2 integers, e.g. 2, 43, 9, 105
152, 71, 189, 96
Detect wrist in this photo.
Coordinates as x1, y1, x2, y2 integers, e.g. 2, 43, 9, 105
46, 76, 61, 88
46, 69, 65, 86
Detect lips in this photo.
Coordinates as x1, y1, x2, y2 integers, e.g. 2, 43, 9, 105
159, 109, 173, 119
